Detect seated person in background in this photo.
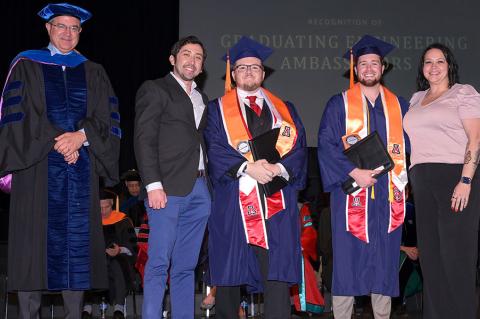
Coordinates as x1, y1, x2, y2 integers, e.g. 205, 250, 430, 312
291, 201, 325, 314
393, 187, 422, 314
83, 189, 138, 319
135, 211, 149, 284
119, 169, 146, 227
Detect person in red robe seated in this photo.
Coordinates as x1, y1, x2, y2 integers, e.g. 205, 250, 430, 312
291, 202, 325, 314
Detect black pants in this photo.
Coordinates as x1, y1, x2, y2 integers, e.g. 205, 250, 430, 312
84, 258, 130, 306
107, 258, 129, 305
17, 290, 84, 319
215, 246, 291, 319
410, 163, 480, 319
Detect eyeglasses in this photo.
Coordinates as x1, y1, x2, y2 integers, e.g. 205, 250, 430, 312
234, 64, 264, 73
49, 22, 82, 33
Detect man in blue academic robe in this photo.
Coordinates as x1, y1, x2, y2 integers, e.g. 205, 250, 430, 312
317, 35, 409, 319
0, 4, 120, 319
205, 36, 307, 319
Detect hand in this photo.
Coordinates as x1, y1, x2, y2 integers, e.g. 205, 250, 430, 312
106, 244, 120, 257
349, 168, 381, 188
261, 162, 282, 177
64, 150, 79, 165
451, 182, 471, 212
148, 188, 167, 210
54, 131, 87, 157
400, 246, 419, 261
245, 159, 274, 184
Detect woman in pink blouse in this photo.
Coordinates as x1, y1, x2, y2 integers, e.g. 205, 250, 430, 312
403, 43, 480, 319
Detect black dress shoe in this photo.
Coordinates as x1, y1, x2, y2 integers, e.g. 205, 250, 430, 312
113, 310, 125, 319
81, 311, 92, 319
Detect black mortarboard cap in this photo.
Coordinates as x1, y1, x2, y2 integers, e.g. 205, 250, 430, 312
121, 169, 141, 182
99, 188, 116, 201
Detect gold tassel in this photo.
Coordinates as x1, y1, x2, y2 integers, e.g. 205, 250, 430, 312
389, 184, 394, 202
371, 185, 375, 199
349, 48, 354, 89
225, 50, 232, 93
116, 195, 119, 212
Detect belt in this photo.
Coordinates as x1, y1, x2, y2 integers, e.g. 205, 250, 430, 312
197, 170, 206, 177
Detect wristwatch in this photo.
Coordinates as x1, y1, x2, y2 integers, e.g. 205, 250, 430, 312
461, 176, 472, 184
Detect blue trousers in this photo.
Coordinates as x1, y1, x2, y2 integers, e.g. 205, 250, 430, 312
142, 178, 211, 319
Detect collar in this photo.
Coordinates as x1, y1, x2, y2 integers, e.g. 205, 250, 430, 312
170, 71, 197, 95
48, 43, 73, 56
237, 88, 264, 101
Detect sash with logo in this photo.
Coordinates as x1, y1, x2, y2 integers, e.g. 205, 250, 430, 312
219, 88, 297, 249
342, 83, 407, 243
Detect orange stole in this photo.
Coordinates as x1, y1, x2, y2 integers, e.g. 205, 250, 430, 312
343, 84, 406, 243
219, 88, 297, 248
102, 211, 127, 226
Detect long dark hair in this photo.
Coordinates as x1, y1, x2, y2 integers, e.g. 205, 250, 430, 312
416, 43, 459, 91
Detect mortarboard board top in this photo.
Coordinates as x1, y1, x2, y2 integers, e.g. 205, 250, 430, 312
38, 3, 92, 24
121, 169, 141, 182
222, 36, 273, 65
99, 188, 117, 201
343, 35, 395, 60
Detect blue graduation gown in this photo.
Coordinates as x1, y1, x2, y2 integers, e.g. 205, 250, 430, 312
317, 93, 409, 296
205, 96, 307, 293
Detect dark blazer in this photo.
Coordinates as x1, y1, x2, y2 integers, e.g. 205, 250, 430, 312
134, 73, 208, 196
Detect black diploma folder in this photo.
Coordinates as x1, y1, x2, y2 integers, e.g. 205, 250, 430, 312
248, 128, 288, 196
341, 131, 394, 194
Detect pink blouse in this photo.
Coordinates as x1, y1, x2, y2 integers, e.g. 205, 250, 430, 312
403, 84, 480, 167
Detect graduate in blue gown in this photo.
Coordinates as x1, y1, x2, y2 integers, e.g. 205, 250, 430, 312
205, 36, 307, 319
317, 35, 409, 319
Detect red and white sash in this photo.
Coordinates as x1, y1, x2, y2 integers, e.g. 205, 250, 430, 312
219, 88, 297, 249
342, 83, 407, 243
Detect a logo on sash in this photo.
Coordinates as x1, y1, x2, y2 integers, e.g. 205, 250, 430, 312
352, 197, 361, 207
281, 126, 291, 137
346, 134, 360, 146
392, 143, 401, 155
393, 187, 402, 202
237, 141, 250, 154
247, 205, 257, 216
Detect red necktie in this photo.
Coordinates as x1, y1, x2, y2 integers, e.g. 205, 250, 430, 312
246, 96, 262, 117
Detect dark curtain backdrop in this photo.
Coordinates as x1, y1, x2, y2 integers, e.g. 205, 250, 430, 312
0, 0, 180, 174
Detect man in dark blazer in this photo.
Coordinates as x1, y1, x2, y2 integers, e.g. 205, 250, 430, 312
134, 35, 210, 319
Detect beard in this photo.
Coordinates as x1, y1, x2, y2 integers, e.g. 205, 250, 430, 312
240, 82, 262, 91
237, 76, 263, 91
358, 76, 381, 87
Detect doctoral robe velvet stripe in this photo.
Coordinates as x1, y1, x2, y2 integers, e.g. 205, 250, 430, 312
43, 64, 91, 290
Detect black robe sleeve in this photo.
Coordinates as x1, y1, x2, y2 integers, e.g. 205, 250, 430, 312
0, 60, 62, 176
118, 218, 138, 263
80, 62, 120, 186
